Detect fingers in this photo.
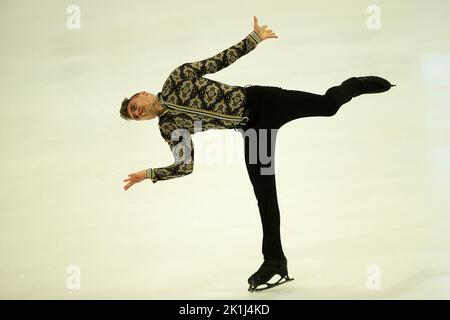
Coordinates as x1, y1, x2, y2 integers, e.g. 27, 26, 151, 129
123, 172, 148, 189
123, 175, 138, 191
253, 16, 277, 38
124, 181, 135, 191
124, 177, 140, 183
124, 173, 136, 182
127, 173, 140, 179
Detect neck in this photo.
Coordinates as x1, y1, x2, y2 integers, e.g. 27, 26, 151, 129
155, 100, 167, 116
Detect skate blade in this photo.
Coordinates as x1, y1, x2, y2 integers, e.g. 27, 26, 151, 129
248, 275, 294, 292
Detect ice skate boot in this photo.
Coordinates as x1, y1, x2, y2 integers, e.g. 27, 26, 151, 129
248, 256, 294, 292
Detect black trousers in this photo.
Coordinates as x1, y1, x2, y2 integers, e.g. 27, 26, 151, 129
238, 77, 361, 260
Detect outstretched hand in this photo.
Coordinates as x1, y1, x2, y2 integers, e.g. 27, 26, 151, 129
123, 170, 146, 191
253, 16, 278, 41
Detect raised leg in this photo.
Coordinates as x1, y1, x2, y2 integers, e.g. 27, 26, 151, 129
246, 78, 363, 129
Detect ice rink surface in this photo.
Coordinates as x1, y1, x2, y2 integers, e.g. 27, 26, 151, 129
0, 0, 449, 299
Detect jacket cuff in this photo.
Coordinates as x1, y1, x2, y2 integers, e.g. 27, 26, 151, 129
249, 31, 263, 44
151, 168, 157, 183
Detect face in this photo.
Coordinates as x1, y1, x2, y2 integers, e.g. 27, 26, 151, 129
127, 91, 160, 121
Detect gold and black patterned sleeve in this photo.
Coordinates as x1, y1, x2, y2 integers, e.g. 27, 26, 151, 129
148, 128, 194, 183
174, 31, 263, 79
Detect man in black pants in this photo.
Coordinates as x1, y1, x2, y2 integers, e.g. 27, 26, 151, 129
120, 16, 395, 292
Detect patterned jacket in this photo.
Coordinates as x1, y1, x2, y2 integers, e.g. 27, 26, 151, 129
146, 31, 263, 183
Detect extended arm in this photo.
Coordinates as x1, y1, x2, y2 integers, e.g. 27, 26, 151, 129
147, 129, 194, 183
176, 31, 261, 79
123, 131, 194, 190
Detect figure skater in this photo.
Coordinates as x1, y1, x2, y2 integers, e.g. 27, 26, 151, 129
120, 16, 395, 292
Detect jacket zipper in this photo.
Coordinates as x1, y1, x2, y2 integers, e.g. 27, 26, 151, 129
160, 96, 244, 123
